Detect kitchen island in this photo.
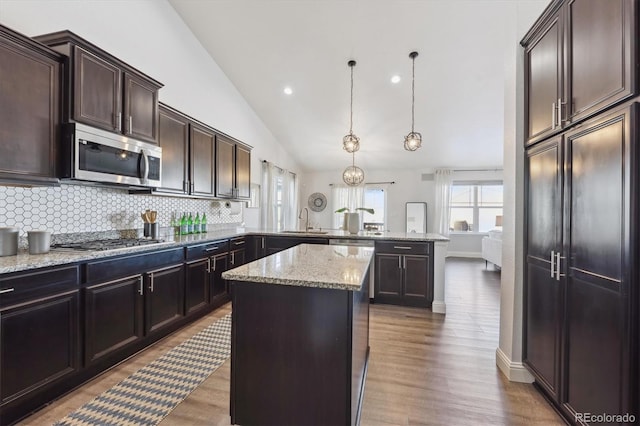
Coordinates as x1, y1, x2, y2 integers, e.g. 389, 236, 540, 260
222, 243, 373, 426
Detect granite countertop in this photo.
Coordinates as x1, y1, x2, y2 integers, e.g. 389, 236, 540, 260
222, 243, 374, 291
0, 227, 447, 275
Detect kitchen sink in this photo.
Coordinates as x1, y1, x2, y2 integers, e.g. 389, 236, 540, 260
280, 230, 329, 235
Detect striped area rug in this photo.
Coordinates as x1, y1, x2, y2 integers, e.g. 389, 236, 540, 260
55, 313, 232, 426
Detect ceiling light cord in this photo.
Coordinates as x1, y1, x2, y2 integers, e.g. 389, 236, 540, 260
349, 62, 354, 134
411, 53, 415, 133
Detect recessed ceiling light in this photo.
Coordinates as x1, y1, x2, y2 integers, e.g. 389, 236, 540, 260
391, 75, 401, 84
283, 86, 293, 95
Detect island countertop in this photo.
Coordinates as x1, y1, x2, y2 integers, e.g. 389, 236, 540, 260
222, 243, 374, 291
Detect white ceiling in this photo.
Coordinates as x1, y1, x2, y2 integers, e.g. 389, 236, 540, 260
168, 0, 547, 173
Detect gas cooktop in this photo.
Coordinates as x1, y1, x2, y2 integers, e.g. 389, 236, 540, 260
51, 238, 164, 251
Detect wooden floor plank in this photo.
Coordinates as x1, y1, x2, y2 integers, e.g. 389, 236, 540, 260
17, 258, 564, 425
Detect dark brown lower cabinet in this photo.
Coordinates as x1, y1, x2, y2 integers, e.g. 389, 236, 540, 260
84, 275, 144, 365
230, 273, 369, 426
524, 102, 638, 423
374, 242, 433, 308
185, 259, 210, 315
144, 264, 185, 335
210, 253, 228, 307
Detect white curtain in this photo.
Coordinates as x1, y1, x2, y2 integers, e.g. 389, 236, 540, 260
261, 162, 297, 231
434, 169, 453, 236
331, 184, 364, 229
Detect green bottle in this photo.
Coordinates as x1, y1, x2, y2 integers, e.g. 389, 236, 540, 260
180, 212, 188, 235
187, 212, 193, 234
194, 213, 201, 234
201, 213, 207, 233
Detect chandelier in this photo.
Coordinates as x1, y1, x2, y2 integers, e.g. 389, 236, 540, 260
404, 51, 422, 151
343, 152, 365, 186
343, 60, 360, 153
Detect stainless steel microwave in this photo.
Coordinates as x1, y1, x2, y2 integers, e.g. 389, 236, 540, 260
61, 123, 162, 188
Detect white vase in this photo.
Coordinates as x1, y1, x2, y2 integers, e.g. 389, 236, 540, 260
347, 212, 360, 234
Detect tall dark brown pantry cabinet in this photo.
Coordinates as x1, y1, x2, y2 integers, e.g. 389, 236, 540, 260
522, 1, 638, 424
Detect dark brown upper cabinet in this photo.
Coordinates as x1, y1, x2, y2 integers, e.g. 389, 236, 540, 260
522, 0, 636, 146
34, 31, 162, 144
216, 135, 251, 199
157, 104, 189, 194
0, 24, 61, 186
156, 103, 251, 199
190, 122, 216, 197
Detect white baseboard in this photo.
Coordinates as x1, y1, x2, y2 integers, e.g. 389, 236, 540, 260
431, 300, 446, 314
495, 347, 534, 383
446, 251, 482, 258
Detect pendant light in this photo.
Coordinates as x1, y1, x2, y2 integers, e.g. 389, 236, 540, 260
404, 51, 422, 151
343, 152, 365, 186
343, 60, 360, 153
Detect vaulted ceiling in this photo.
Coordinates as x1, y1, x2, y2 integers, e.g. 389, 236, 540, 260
169, 0, 548, 172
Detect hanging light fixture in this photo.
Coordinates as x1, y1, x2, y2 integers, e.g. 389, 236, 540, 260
404, 51, 422, 151
343, 152, 365, 186
343, 60, 360, 153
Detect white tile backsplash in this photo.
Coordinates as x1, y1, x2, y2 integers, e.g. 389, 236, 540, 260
0, 184, 243, 237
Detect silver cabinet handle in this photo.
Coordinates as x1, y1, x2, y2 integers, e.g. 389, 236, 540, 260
404, 256, 407, 269
231, 252, 235, 265
206, 258, 211, 273
0, 288, 15, 294
234, 241, 245, 246
261, 237, 265, 249
116, 112, 122, 131
205, 246, 219, 252
398, 255, 402, 269
149, 272, 154, 292
555, 252, 565, 281
551, 102, 556, 129
138, 276, 144, 296
129, 116, 133, 134
550, 250, 555, 278
393, 246, 412, 250
557, 98, 565, 126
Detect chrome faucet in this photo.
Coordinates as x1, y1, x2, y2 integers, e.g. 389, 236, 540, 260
299, 207, 310, 231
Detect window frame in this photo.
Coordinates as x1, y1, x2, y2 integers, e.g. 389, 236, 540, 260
449, 180, 503, 233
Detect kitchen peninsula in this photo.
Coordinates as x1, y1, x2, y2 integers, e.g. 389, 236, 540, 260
222, 243, 373, 426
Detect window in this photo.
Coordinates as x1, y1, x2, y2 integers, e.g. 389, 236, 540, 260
331, 185, 387, 231
262, 162, 297, 231
363, 187, 386, 231
450, 182, 502, 232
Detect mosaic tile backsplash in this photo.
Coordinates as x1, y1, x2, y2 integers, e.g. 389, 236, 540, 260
0, 184, 243, 239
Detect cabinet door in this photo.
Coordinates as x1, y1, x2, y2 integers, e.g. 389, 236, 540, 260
562, 105, 634, 417
210, 253, 228, 304
230, 248, 246, 268
0, 33, 59, 182
524, 137, 563, 401
567, 0, 635, 123
145, 265, 184, 334
374, 254, 403, 303
525, 13, 563, 145
84, 275, 144, 365
123, 72, 159, 143
158, 106, 189, 193
73, 46, 121, 132
190, 123, 215, 197
403, 255, 431, 307
0, 290, 79, 404
185, 259, 210, 315
216, 136, 235, 198
236, 145, 251, 199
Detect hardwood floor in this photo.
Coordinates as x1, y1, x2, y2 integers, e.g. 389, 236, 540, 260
17, 258, 563, 425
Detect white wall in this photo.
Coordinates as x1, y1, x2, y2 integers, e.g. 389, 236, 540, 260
0, 0, 301, 228
300, 168, 502, 242
496, 0, 548, 383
